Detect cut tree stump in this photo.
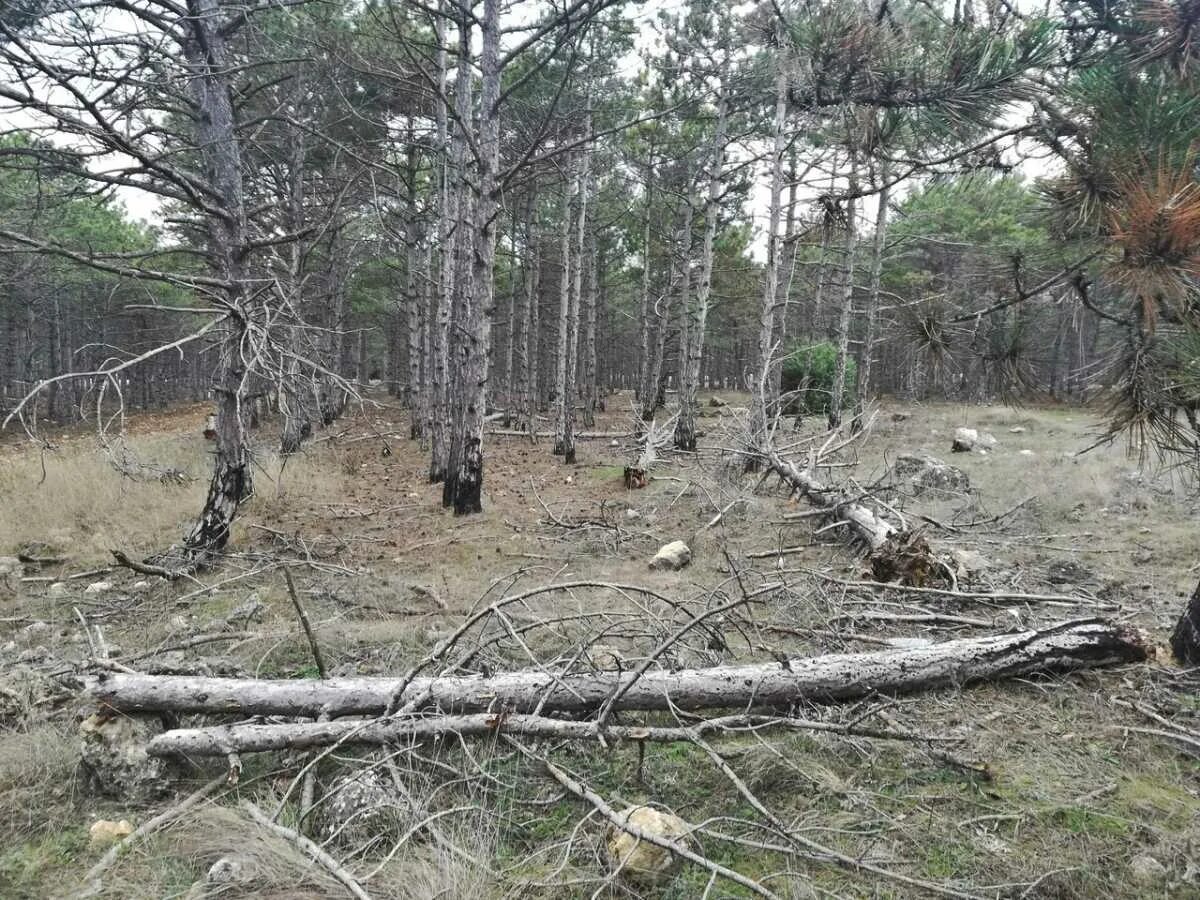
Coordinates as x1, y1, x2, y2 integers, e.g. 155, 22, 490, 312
79, 620, 1147, 721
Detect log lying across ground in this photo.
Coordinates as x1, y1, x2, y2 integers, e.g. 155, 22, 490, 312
763, 445, 895, 550
82, 620, 1146, 725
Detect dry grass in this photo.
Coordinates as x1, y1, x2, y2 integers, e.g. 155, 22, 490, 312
3, 395, 1200, 899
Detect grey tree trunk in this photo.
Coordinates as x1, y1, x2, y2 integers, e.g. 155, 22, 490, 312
828, 156, 858, 431
749, 32, 789, 466
553, 158, 578, 461
855, 159, 890, 424
524, 232, 541, 441
84, 620, 1147, 724
647, 196, 693, 420
445, 0, 499, 515
428, 6, 454, 483
675, 69, 728, 452
179, 0, 253, 562
635, 158, 655, 414
582, 232, 599, 427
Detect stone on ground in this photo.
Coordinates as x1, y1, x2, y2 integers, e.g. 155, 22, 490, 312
893, 454, 970, 496
606, 805, 692, 885
649, 540, 691, 571
951, 427, 977, 452
89, 818, 134, 848
320, 764, 411, 849
79, 713, 174, 798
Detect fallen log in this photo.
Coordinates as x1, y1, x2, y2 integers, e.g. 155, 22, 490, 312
763, 444, 895, 550
82, 620, 1146, 720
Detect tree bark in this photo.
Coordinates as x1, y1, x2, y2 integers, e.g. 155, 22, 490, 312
445, 0, 499, 515
828, 154, 858, 430
179, 0, 253, 563
427, 5, 454, 483
1171, 578, 1200, 664
854, 158, 889, 425
749, 29, 789, 468
83, 620, 1146, 721
552, 157, 579, 461
675, 62, 728, 451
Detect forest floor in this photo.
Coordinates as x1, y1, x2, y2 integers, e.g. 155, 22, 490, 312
1, 391, 1199, 899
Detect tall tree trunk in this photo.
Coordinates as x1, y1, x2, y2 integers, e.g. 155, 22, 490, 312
854, 158, 889, 425
446, 0, 499, 514
428, 6, 454, 483
553, 158, 579, 461
647, 197, 692, 421
635, 153, 655, 413
675, 68, 728, 452
524, 231, 541, 441
828, 155, 858, 431
582, 233, 599, 427
749, 30, 789, 466
179, 0, 253, 563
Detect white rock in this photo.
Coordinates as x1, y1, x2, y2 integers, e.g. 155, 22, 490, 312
89, 818, 134, 848
84, 581, 113, 595
649, 541, 691, 571
1129, 855, 1167, 884
48, 582, 68, 597
130, 580, 151, 593
951, 427, 978, 452
207, 854, 257, 886
951, 548, 991, 574
610, 439, 620, 447
606, 806, 692, 885
1019, 449, 1034, 456
977, 432, 998, 448
624, 508, 640, 520
564, 475, 574, 485
1009, 426, 1027, 434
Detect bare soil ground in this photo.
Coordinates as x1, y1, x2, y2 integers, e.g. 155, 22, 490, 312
1, 393, 1198, 899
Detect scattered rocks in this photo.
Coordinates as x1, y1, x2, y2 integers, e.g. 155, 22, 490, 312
649, 540, 691, 571
893, 454, 970, 496
80, 713, 175, 798
1129, 854, 1167, 885
606, 806, 692, 885
951, 427, 978, 452
84, 581, 113, 595
89, 818, 134, 848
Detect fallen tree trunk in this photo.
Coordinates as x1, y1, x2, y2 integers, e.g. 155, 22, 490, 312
145, 712, 865, 756
83, 620, 1145, 720
764, 444, 894, 550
